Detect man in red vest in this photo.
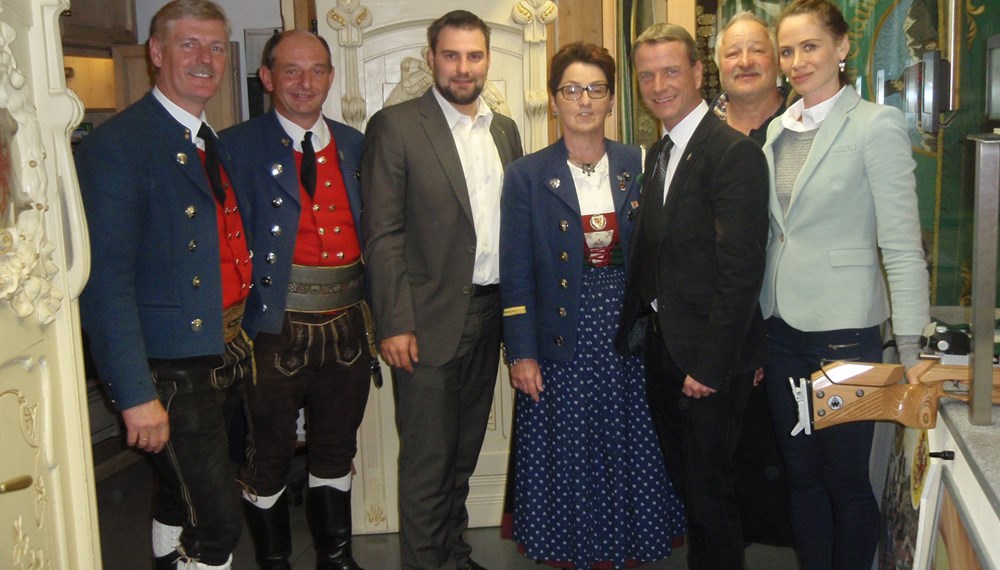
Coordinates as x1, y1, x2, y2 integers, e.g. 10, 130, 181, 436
77, 2, 252, 568
220, 30, 372, 570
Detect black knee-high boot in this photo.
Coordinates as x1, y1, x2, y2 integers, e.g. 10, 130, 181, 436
243, 491, 292, 569
307, 486, 364, 570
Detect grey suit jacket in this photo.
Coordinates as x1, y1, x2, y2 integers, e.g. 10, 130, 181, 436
760, 88, 929, 336
361, 89, 523, 365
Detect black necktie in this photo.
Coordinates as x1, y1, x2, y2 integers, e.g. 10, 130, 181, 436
638, 135, 674, 305
651, 135, 674, 208
198, 122, 226, 204
301, 131, 317, 198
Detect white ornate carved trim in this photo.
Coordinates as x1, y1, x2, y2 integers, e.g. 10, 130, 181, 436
355, 375, 389, 533
0, 16, 63, 324
511, 0, 557, 153
327, 0, 373, 130
11, 517, 45, 569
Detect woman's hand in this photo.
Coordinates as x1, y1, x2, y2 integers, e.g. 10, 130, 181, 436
511, 358, 544, 402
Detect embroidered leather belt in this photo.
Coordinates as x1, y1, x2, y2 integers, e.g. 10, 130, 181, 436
222, 299, 246, 343
286, 260, 366, 313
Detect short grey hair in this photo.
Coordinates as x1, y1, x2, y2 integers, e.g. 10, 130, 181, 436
713, 12, 775, 67
149, 0, 231, 44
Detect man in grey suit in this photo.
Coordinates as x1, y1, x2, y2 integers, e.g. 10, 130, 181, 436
361, 10, 522, 570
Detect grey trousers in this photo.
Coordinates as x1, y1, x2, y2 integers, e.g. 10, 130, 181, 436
393, 291, 501, 570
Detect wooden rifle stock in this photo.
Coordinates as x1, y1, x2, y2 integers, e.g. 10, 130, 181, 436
810, 363, 943, 430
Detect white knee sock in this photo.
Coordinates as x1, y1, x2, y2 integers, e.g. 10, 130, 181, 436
151, 519, 182, 557
308, 472, 351, 492
241, 486, 285, 509
176, 554, 233, 569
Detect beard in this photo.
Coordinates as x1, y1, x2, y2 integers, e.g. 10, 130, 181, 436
435, 74, 485, 106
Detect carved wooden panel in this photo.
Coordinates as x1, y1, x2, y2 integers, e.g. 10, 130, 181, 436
1, 0, 101, 566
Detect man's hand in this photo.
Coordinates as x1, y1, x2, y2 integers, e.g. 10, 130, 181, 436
380, 332, 419, 373
122, 399, 170, 453
682, 375, 717, 399
510, 358, 544, 402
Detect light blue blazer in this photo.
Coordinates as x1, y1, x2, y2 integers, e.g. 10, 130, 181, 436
760, 88, 929, 336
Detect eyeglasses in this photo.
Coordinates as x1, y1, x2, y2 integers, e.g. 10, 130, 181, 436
556, 83, 610, 101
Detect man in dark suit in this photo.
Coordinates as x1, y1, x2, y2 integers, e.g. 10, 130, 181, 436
75, 1, 251, 568
220, 30, 372, 570
618, 23, 769, 570
361, 10, 522, 570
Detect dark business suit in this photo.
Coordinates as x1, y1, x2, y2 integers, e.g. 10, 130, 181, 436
362, 88, 522, 569
619, 110, 769, 569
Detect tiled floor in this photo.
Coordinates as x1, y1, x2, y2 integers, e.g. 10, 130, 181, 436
96, 452, 798, 569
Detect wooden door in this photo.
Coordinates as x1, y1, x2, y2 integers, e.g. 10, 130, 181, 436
0, 0, 101, 567
113, 40, 243, 129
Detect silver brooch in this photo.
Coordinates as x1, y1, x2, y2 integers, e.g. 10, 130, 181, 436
548, 178, 560, 189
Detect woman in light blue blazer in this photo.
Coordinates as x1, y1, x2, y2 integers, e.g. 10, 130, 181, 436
499, 43, 684, 569
760, 1, 930, 568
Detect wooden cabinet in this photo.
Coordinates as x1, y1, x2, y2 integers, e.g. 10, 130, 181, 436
112, 41, 243, 130
60, 0, 137, 49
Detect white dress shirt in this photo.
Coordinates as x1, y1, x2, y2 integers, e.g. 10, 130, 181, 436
432, 87, 504, 286
275, 112, 332, 153
152, 87, 212, 150
780, 85, 848, 132
661, 100, 709, 204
